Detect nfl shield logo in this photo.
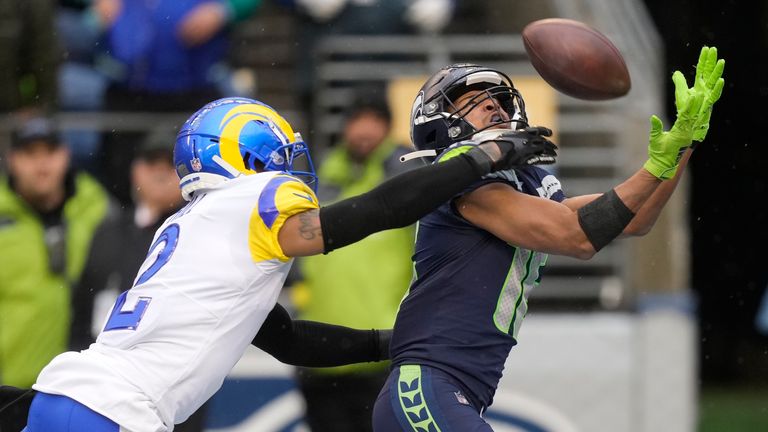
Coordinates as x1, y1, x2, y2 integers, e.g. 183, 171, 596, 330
191, 158, 202, 172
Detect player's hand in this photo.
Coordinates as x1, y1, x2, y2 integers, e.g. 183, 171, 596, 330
672, 46, 725, 143
178, 2, 229, 47
473, 126, 558, 171
644, 89, 703, 180
643, 46, 725, 181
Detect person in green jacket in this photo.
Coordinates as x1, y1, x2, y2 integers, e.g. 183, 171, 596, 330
0, 116, 114, 388
293, 89, 423, 432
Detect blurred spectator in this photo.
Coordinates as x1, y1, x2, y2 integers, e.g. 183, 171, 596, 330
277, 0, 456, 125
127, 128, 186, 241
58, 0, 262, 205
291, 0, 455, 34
292, 89, 422, 432
0, 0, 59, 113
72, 126, 208, 431
94, 0, 262, 97
0, 116, 117, 388
54, 0, 112, 174
70, 127, 184, 350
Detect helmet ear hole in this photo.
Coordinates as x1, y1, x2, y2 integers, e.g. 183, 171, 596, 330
243, 151, 264, 172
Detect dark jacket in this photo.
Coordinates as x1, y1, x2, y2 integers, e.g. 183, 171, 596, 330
0, 0, 58, 112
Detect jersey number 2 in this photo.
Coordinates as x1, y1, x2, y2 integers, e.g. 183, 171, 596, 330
103, 224, 180, 331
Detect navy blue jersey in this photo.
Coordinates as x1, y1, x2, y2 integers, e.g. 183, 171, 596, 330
390, 165, 566, 410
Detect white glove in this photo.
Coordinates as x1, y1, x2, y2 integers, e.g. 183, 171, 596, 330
405, 0, 454, 33
296, 0, 348, 22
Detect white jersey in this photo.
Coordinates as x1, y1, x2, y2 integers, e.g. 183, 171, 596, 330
33, 172, 319, 432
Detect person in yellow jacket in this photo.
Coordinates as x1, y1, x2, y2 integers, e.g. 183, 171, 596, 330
293, 90, 422, 432
0, 116, 115, 389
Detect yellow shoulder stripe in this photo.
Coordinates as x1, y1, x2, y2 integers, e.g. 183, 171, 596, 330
248, 175, 319, 262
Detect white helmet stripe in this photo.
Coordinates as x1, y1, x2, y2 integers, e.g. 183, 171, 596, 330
465, 71, 506, 86
212, 154, 243, 177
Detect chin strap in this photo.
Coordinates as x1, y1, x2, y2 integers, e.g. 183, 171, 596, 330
399, 149, 438, 163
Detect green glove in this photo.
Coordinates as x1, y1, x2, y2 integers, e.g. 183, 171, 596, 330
644, 46, 725, 180
673, 46, 725, 142
644, 92, 703, 180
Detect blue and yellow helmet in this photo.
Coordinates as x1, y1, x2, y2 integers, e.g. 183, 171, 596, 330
174, 97, 316, 200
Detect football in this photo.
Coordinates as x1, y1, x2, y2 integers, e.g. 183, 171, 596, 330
522, 18, 631, 100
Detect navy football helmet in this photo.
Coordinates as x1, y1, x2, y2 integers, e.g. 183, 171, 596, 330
410, 64, 528, 155
174, 97, 316, 200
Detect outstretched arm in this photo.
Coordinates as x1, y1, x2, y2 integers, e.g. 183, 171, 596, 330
623, 148, 691, 235
460, 46, 724, 257
278, 128, 558, 257
625, 46, 724, 234
252, 303, 392, 367
558, 148, 691, 238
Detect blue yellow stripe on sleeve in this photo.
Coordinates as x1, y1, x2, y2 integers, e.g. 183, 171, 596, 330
249, 174, 319, 262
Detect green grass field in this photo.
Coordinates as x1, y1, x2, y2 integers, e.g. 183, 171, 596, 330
698, 385, 768, 432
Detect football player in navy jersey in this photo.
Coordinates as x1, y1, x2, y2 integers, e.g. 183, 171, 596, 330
373, 46, 724, 431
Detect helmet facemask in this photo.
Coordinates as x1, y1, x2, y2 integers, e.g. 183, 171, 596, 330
443, 84, 528, 140
409, 65, 529, 158
260, 138, 317, 192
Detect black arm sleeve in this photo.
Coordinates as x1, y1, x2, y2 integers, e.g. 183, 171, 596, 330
577, 189, 635, 251
0, 386, 36, 432
319, 152, 488, 253
252, 303, 391, 368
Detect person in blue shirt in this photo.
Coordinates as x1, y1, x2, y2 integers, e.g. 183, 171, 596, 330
372, 47, 724, 431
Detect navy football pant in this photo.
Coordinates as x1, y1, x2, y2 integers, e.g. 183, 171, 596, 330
372, 364, 493, 432
23, 392, 119, 432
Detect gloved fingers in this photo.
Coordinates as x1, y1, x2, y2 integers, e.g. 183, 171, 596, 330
695, 46, 716, 84
523, 126, 553, 137
544, 138, 558, 151
707, 78, 724, 105
492, 135, 555, 151
529, 137, 558, 151
705, 46, 718, 75
672, 71, 689, 109
706, 59, 725, 89
525, 147, 557, 165
527, 155, 557, 165
677, 92, 704, 127
695, 46, 709, 74
649, 114, 664, 139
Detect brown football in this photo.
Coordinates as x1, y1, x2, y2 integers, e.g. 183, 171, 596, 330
522, 18, 631, 100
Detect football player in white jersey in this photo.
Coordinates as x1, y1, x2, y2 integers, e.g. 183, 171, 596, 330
18, 97, 557, 432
